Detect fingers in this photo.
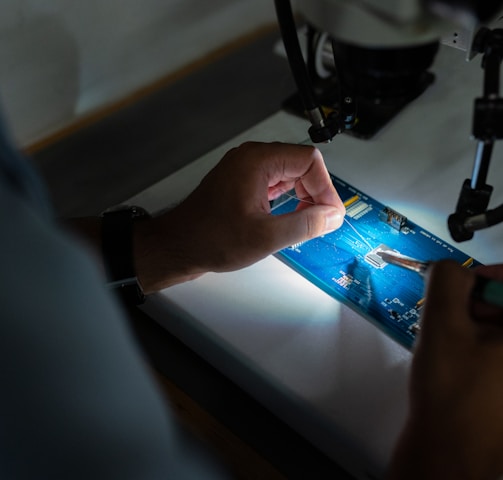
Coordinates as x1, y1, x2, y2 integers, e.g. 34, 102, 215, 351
420, 261, 475, 345
172, 141, 347, 275
474, 264, 503, 281
421, 261, 503, 342
242, 141, 345, 212
256, 142, 347, 242
261, 204, 344, 253
244, 141, 346, 249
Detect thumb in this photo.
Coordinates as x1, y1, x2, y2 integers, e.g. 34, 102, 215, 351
267, 205, 344, 251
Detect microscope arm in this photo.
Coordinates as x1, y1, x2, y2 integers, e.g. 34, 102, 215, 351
448, 27, 503, 241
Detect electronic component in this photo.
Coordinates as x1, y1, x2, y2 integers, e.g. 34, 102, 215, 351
364, 244, 395, 269
271, 173, 481, 349
347, 200, 372, 220
378, 207, 407, 231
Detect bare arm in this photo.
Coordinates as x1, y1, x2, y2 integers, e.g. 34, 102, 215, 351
64, 141, 345, 294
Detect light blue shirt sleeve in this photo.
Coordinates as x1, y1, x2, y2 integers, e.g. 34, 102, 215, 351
0, 121, 225, 479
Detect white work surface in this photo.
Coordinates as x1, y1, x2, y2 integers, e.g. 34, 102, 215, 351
130, 45, 503, 480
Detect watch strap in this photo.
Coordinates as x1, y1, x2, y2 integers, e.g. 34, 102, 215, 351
101, 206, 148, 305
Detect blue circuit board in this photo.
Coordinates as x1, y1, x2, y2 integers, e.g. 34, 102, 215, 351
271, 174, 481, 349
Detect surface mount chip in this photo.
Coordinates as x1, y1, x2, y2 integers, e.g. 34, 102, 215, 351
364, 244, 395, 269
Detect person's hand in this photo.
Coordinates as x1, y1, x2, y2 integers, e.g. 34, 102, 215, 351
388, 261, 503, 480
135, 141, 345, 293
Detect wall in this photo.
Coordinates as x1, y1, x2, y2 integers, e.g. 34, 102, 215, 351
0, 0, 277, 146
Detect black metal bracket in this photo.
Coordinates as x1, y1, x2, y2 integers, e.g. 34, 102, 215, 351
448, 27, 503, 241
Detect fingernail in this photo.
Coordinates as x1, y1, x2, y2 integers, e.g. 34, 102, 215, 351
325, 208, 344, 232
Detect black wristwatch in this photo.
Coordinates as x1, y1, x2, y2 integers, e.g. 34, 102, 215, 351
101, 205, 150, 305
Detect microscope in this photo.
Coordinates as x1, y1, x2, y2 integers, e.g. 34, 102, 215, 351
274, 0, 503, 242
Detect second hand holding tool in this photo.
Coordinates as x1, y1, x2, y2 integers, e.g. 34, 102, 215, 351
376, 250, 503, 309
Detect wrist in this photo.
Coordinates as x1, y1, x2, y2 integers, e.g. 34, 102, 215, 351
133, 211, 205, 293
